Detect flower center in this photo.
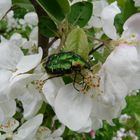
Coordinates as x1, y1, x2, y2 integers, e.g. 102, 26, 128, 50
79, 71, 101, 97
34, 80, 45, 93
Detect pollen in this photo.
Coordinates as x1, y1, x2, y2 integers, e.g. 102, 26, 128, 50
34, 80, 45, 93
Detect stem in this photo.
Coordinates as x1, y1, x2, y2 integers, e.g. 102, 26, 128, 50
29, 0, 49, 57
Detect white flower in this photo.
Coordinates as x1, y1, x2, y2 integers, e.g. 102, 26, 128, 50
24, 12, 38, 26
119, 114, 131, 124
34, 125, 65, 140
0, 41, 42, 76
43, 80, 102, 132
0, 69, 17, 123
0, 114, 43, 140
0, 40, 43, 119
0, 0, 12, 20
88, 0, 108, 28
43, 13, 140, 133
0, 99, 16, 124
10, 33, 27, 47
0, 69, 43, 120
101, 1, 121, 39
6, 10, 19, 31
122, 13, 140, 42
87, 1, 121, 40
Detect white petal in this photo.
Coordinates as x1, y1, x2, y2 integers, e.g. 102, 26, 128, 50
14, 114, 43, 140
101, 1, 121, 39
19, 84, 42, 120
0, 42, 23, 71
0, 108, 5, 124
88, 16, 102, 28
54, 84, 93, 132
122, 13, 140, 40
90, 115, 103, 130
0, 0, 12, 20
51, 125, 65, 137
0, 118, 19, 132
0, 100, 16, 123
9, 74, 41, 99
15, 47, 43, 75
92, 97, 126, 120
42, 78, 64, 106
24, 12, 38, 26
0, 70, 12, 101
102, 44, 139, 90
93, 0, 108, 17
29, 27, 38, 42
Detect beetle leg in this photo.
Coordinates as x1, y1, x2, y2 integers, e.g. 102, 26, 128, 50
73, 72, 80, 92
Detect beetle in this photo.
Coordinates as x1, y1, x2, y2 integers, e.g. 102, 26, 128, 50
45, 52, 90, 75
44, 52, 90, 91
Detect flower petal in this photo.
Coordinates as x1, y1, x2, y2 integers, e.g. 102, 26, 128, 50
9, 74, 41, 99
15, 47, 43, 75
122, 13, 140, 40
102, 44, 139, 91
14, 114, 43, 140
0, 108, 5, 124
51, 125, 65, 137
0, 42, 23, 71
0, 69, 12, 101
0, 100, 16, 123
54, 84, 93, 132
101, 1, 121, 39
42, 78, 65, 106
0, 118, 19, 132
19, 84, 42, 120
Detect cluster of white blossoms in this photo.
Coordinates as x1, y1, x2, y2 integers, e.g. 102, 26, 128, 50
0, 0, 64, 139
112, 128, 138, 140
1, 0, 140, 139
43, 1, 140, 133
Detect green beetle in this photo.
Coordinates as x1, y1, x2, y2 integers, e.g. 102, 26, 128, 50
45, 52, 90, 75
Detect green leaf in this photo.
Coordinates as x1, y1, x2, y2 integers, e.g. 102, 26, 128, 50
37, 0, 70, 21
14, 7, 27, 18
56, 0, 70, 14
0, 20, 7, 34
12, 0, 34, 11
114, 0, 138, 34
114, 13, 124, 34
39, 16, 58, 37
63, 27, 90, 60
68, 1, 93, 27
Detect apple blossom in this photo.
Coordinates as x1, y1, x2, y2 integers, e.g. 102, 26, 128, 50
87, 1, 121, 40
0, 114, 43, 140
34, 125, 65, 140
0, 39, 43, 120
101, 1, 121, 39
24, 12, 38, 27
88, 0, 108, 28
0, 41, 42, 76
42, 13, 140, 133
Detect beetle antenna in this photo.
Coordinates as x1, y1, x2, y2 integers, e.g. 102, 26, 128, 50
89, 43, 104, 55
